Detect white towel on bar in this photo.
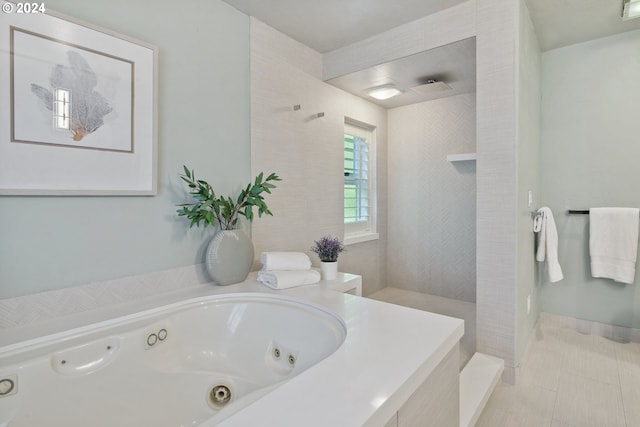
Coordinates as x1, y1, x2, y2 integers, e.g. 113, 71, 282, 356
257, 269, 321, 289
535, 207, 563, 283
260, 252, 312, 271
589, 207, 639, 284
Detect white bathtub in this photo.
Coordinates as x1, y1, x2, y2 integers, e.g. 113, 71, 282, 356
0, 293, 346, 427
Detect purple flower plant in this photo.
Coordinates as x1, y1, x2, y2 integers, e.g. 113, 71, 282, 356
310, 235, 345, 262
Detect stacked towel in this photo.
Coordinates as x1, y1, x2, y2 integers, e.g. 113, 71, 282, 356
260, 252, 312, 271
535, 207, 563, 283
589, 207, 639, 284
258, 252, 320, 289
258, 270, 321, 289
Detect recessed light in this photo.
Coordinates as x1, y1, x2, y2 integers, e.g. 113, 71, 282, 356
367, 84, 403, 100
622, 0, 640, 20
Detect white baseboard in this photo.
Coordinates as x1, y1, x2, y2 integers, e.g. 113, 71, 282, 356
539, 311, 640, 343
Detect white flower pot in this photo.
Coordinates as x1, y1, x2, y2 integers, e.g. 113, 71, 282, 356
320, 261, 338, 281
205, 229, 254, 285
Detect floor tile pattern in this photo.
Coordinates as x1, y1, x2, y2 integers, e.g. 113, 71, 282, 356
477, 320, 640, 426
367, 287, 640, 427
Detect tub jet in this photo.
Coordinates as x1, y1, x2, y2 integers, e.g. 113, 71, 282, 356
208, 384, 232, 408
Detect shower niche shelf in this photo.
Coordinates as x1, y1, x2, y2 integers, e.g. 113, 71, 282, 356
446, 153, 476, 162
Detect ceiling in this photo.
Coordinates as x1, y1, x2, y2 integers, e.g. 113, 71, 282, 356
326, 38, 475, 109
525, 0, 640, 51
222, 0, 468, 54
223, 0, 640, 108
224, 0, 640, 54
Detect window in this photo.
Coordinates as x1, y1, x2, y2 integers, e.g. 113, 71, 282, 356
53, 88, 71, 130
344, 120, 378, 244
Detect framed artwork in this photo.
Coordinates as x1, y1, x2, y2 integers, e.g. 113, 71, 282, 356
0, 7, 157, 195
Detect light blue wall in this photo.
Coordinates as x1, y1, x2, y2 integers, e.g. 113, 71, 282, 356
0, 0, 251, 298
540, 29, 640, 328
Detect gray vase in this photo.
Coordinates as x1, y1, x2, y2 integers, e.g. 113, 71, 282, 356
205, 229, 254, 285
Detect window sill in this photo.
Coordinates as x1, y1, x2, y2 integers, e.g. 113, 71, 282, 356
345, 232, 379, 246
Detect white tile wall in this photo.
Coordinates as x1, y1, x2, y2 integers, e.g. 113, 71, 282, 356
322, 0, 528, 384
387, 93, 476, 303
250, 18, 323, 79
249, 20, 388, 295
476, 0, 519, 382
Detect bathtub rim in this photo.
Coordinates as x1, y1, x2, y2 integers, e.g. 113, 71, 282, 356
0, 292, 347, 362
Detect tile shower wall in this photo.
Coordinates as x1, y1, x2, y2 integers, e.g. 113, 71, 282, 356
476, 0, 519, 382
323, 0, 528, 382
387, 93, 476, 302
249, 19, 388, 295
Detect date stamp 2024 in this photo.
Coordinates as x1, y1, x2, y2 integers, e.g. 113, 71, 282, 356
2, 2, 46, 14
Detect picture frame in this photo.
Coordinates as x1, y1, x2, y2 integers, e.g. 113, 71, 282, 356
0, 7, 158, 195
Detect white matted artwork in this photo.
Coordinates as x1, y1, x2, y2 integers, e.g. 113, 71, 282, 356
0, 8, 157, 195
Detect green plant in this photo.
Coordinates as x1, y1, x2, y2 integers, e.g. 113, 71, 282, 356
177, 166, 281, 230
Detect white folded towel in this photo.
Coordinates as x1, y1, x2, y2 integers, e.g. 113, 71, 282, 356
589, 207, 639, 284
260, 252, 312, 271
535, 207, 563, 283
257, 269, 321, 289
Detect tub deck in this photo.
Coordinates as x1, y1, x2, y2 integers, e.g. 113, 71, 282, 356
0, 272, 463, 427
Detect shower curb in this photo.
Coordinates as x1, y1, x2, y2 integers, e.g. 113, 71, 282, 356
459, 352, 503, 427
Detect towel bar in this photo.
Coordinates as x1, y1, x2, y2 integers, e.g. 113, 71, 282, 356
568, 209, 640, 216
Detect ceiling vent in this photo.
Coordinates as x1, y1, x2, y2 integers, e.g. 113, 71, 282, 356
410, 79, 452, 94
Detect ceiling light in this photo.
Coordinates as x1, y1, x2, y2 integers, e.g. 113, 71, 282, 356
622, 0, 640, 20
367, 84, 402, 100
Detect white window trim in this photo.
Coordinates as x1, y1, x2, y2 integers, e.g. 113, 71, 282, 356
345, 231, 380, 246
344, 118, 378, 245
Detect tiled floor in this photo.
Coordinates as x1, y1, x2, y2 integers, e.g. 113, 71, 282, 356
476, 318, 640, 427
368, 287, 640, 427
367, 287, 476, 369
